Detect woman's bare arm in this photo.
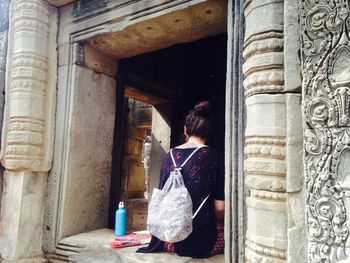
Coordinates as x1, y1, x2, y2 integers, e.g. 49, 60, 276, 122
214, 200, 225, 222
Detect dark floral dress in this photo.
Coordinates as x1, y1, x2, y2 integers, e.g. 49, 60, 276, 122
137, 146, 224, 259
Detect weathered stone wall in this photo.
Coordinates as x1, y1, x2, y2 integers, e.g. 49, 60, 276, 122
299, 0, 350, 262
60, 65, 116, 238
43, 1, 120, 251
284, 0, 306, 262
243, 0, 304, 262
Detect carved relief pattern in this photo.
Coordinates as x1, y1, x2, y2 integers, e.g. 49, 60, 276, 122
1, 0, 55, 171
246, 240, 286, 263
243, 31, 284, 97
300, 0, 350, 261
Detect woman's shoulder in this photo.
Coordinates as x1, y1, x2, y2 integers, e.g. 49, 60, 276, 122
171, 144, 217, 152
199, 147, 220, 161
170, 145, 219, 160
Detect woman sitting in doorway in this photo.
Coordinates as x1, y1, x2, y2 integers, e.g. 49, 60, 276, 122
137, 101, 225, 258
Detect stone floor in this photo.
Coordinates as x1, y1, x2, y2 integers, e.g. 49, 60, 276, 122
53, 229, 224, 263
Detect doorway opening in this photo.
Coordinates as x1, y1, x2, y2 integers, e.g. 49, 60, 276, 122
110, 33, 227, 231
49, 2, 229, 261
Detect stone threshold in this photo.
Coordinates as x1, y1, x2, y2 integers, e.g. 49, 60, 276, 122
48, 229, 224, 263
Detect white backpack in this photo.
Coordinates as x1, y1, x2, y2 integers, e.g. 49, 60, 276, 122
147, 146, 210, 243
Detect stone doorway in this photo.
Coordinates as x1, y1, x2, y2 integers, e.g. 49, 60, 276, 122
44, 0, 230, 261
109, 34, 227, 231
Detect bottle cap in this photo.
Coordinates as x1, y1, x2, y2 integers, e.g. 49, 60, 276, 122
118, 202, 124, 209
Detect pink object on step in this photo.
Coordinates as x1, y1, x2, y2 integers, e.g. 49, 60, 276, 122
110, 233, 151, 248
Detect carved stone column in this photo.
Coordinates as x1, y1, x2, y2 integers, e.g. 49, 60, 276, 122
299, 1, 350, 262
244, 0, 303, 262
0, 0, 57, 261
0, 0, 10, 206
1, 0, 57, 171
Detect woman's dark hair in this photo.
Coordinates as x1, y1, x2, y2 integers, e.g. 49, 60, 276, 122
185, 101, 212, 139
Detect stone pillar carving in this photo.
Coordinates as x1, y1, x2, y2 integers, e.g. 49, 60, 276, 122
299, 0, 350, 262
244, 0, 303, 262
0, 0, 57, 261
244, 94, 288, 263
1, 0, 57, 172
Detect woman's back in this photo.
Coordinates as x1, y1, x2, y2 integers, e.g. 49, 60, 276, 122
159, 146, 223, 211
137, 101, 224, 258
139, 146, 224, 258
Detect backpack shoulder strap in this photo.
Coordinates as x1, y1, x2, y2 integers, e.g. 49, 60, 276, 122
192, 194, 210, 219
170, 148, 178, 168
180, 145, 207, 168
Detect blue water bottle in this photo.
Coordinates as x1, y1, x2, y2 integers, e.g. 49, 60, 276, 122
115, 202, 126, 236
